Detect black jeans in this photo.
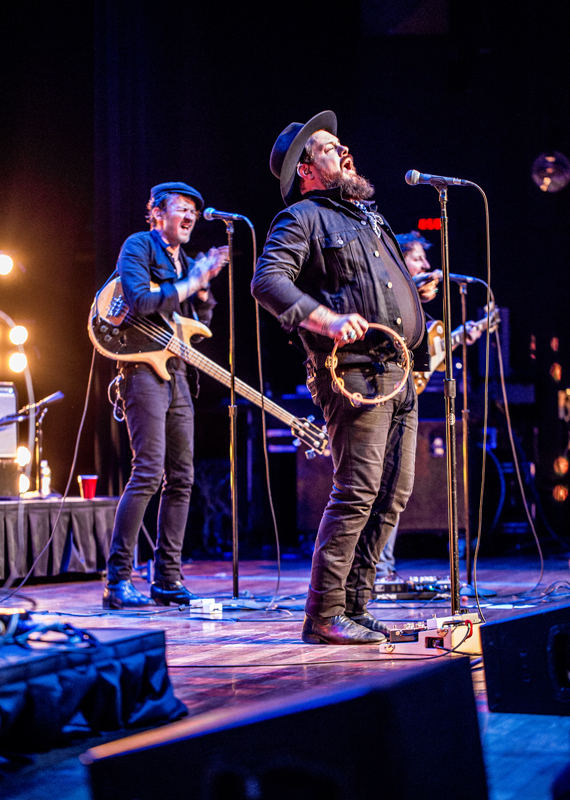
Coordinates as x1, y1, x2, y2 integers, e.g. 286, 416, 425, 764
305, 362, 418, 618
107, 365, 194, 583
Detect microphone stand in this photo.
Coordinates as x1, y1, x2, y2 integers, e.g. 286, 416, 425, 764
16, 392, 64, 497
223, 219, 240, 600
459, 284, 472, 586
456, 287, 496, 599
435, 184, 461, 615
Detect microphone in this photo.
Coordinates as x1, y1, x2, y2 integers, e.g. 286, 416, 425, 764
412, 270, 481, 286
449, 273, 480, 284
19, 391, 65, 414
203, 208, 245, 221
405, 170, 473, 187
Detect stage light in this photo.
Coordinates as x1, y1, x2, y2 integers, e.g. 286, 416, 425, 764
553, 484, 569, 502
532, 152, 570, 193
8, 351, 27, 373
550, 362, 562, 382
15, 446, 31, 467
19, 473, 30, 494
554, 456, 569, 476
9, 325, 28, 345
0, 254, 14, 275
559, 389, 570, 422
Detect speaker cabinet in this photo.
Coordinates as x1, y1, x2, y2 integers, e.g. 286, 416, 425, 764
0, 382, 17, 458
297, 419, 463, 534
84, 656, 488, 800
481, 602, 570, 715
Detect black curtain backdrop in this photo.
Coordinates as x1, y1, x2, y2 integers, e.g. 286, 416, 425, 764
1, 0, 569, 544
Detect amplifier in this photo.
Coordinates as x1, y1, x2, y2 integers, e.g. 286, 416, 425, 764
0, 382, 18, 458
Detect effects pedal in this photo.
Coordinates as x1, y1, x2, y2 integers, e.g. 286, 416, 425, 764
379, 612, 482, 657
373, 575, 451, 600
189, 598, 223, 615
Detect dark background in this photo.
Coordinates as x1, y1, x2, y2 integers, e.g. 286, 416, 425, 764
1, 0, 569, 553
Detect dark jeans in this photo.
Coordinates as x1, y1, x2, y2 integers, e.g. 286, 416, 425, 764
107, 365, 194, 583
305, 362, 418, 618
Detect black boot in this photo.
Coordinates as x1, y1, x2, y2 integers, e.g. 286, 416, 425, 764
346, 611, 390, 636
103, 580, 155, 609
302, 614, 387, 645
150, 579, 198, 606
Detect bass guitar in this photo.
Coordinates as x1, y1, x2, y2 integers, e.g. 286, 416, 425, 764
88, 278, 328, 456
414, 306, 500, 395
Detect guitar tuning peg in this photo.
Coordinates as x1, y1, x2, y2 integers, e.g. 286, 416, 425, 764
307, 415, 315, 423
305, 449, 317, 460
293, 438, 301, 448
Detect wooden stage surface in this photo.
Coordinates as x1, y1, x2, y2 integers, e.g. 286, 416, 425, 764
2, 552, 570, 800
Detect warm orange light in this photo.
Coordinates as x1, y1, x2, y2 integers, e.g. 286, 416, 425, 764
551, 337, 560, 352
553, 485, 569, 502
9, 325, 28, 345
554, 457, 569, 476
0, 254, 14, 275
8, 352, 27, 373
551, 363, 562, 382
15, 446, 31, 467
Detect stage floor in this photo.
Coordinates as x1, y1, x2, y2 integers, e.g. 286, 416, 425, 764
2, 551, 570, 800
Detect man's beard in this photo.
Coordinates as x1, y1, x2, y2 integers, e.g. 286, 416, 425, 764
319, 168, 375, 201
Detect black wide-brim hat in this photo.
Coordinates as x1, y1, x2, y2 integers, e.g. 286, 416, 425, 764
269, 110, 337, 206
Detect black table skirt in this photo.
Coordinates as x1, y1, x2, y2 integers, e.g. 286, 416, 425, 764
0, 497, 119, 580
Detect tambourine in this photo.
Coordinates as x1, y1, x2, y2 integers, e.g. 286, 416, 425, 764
327, 323, 411, 407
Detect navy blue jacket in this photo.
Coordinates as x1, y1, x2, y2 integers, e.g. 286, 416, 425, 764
116, 229, 216, 391
117, 228, 216, 326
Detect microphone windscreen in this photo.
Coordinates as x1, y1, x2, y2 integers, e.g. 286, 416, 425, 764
405, 170, 420, 186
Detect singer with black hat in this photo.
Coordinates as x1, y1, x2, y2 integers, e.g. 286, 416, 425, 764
252, 112, 433, 644
103, 182, 228, 609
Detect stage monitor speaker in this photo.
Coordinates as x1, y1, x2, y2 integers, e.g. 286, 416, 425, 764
0, 382, 17, 458
84, 656, 488, 800
481, 602, 570, 715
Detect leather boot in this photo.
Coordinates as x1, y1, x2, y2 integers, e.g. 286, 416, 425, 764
346, 611, 390, 636
103, 580, 155, 609
150, 579, 198, 606
302, 614, 387, 645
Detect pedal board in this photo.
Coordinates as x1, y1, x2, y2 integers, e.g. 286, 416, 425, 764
379, 613, 482, 657
373, 575, 451, 600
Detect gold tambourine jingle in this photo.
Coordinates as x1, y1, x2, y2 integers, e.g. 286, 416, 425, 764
328, 323, 411, 407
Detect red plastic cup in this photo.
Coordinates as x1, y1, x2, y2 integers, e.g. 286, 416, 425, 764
78, 474, 98, 500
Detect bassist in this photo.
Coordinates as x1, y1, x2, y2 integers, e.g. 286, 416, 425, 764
103, 182, 228, 609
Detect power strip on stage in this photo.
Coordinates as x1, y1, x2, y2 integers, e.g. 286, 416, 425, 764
379, 613, 482, 657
